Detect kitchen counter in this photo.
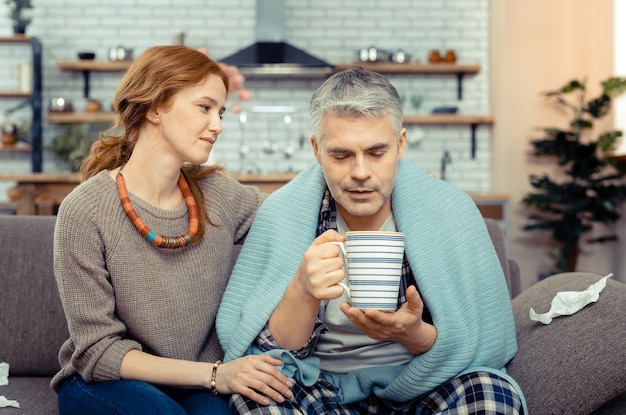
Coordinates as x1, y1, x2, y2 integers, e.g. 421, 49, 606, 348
0, 172, 298, 215
0, 173, 508, 221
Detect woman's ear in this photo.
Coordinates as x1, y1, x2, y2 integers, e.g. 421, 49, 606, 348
146, 108, 160, 124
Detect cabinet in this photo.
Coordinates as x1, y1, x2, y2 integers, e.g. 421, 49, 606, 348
0, 35, 43, 172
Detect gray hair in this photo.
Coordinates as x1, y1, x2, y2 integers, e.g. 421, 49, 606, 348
309, 67, 403, 141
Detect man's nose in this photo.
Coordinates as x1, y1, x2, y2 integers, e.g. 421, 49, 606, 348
351, 156, 371, 180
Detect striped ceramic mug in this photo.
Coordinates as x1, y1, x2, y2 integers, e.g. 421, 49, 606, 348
330, 231, 405, 312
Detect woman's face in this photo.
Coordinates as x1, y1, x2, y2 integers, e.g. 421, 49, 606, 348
156, 73, 227, 165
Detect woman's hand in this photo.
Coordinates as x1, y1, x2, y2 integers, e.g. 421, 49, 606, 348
215, 355, 293, 405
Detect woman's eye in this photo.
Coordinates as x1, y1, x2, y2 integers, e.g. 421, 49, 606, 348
199, 104, 210, 111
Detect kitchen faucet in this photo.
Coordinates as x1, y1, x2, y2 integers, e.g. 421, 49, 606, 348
440, 150, 452, 181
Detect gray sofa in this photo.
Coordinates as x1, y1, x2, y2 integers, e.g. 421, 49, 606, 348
0, 215, 625, 414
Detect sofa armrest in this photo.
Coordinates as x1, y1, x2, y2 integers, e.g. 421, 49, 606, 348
483, 218, 521, 298
506, 272, 626, 415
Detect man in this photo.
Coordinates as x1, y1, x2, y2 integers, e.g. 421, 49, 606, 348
217, 68, 526, 414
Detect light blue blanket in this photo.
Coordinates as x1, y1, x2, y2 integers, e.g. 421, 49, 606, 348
217, 160, 525, 408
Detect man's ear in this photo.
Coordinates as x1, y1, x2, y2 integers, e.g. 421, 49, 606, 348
398, 128, 407, 159
311, 135, 321, 164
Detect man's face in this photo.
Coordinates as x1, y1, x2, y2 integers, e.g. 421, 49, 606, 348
312, 113, 406, 230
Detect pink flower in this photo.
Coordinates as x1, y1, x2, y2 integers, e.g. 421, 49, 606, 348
217, 63, 245, 92
237, 88, 253, 102
196, 47, 210, 57
230, 102, 243, 115
213, 58, 253, 113
195, 48, 253, 113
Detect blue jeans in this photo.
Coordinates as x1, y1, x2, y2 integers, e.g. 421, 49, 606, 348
58, 374, 229, 415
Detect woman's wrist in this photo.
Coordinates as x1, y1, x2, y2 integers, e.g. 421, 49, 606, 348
210, 360, 222, 395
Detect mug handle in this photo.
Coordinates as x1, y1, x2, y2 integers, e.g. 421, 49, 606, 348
327, 241, 347, 257
327, 242, 350, 298
337, 282, 350, 298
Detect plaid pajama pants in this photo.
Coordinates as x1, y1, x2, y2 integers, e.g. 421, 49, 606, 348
230, 371, 523, 415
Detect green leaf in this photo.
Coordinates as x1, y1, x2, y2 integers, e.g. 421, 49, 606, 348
584, 94, 611, 118
602, 77, 626, 97
597, 130, 623, 152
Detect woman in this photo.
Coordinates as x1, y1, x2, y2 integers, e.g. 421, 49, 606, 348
52, 46, 293, 415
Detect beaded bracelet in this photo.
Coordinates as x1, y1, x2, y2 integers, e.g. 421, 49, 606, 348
210, 360, 222, 395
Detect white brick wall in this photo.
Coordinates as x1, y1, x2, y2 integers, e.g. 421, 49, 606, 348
0, 0, 492, 200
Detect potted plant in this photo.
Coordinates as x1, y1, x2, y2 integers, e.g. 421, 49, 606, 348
49, 123, 107, 172
0, 115, 19, 147
0, 110, 29, 148
522, 76, 626, 275
3, 0, 32, 34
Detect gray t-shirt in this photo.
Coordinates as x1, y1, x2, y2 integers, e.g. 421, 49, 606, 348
314, 211, 414, 375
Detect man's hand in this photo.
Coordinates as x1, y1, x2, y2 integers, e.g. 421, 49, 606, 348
339, 285, 437, 355
268, 230, 346, 350
293, 229, 347, 301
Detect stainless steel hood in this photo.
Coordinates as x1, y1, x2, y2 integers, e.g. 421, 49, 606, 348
219, 0, 333, 76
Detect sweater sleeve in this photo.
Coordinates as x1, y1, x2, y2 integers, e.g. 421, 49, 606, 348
54, 180, 142, 383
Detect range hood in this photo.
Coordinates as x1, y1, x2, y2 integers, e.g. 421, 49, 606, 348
219, 0, 333, 76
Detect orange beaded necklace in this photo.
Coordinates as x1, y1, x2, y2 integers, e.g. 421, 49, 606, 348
116, 165, 199, 248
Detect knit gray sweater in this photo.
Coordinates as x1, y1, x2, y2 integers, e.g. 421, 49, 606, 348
51, 170, 263, 392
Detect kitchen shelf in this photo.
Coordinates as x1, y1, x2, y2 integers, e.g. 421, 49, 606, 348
56, 60, 133, 72
403, 114, 494, 125
0, 143, 31, 153
0, 36, 43, 172
0, 35, 31, 43
334, 62, 480, 74
46, 112, 116, 124
57, 60, 132, 99
403, 114, 495, 158
334, 62, 481, 99
0, 91, 32, 97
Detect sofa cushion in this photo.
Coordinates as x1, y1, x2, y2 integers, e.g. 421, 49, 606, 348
0, 376, 58, 414
506, 272, 626, 415
0, 216, 68, 376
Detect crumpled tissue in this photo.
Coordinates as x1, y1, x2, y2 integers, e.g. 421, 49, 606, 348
0, 362, 20, 408
529, 273, 612, 324
0, 396, 20, 408
0, 362, 8, 386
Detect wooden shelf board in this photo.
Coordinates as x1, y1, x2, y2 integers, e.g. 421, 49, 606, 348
0, 144, 32, 153
57, 60, 133, 72
0, 91, 31, 97
0, 35, 31, 43
608, 153, 626, 163
0, 172, 82, 183
46, 112, 116, 124
333, 62, 481, 75
404, 114, 495, 125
